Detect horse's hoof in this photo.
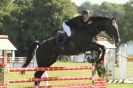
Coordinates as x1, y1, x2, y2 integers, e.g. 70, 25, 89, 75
20, 71, 25, 75
35, 82, 40, 86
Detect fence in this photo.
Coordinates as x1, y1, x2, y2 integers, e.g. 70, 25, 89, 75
1, 65, 107, 88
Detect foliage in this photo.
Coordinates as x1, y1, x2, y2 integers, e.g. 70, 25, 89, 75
0, 0, 132, 55
0, 0, 13, 33
0, 66, 4, 84
0, 0, 77, 56
78, 1, 133, 44
120, 1, 133, 43
77, 1, 92, 14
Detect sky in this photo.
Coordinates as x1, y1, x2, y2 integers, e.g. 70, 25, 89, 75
71, 0, 129, 6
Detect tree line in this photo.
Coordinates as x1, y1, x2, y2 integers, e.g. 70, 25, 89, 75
0, 0, 132, 56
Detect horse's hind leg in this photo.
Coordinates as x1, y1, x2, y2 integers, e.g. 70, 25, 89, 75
34, 54, 58, 86
34, 71, 44, 86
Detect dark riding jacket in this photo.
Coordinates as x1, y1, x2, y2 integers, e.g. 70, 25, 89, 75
65, 15, 90, 30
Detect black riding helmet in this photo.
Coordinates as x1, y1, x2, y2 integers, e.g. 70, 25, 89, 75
81, 10, 90, 15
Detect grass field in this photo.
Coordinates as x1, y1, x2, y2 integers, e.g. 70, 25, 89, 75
6, 61, 133, 88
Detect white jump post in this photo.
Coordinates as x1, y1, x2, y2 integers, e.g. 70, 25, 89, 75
119, 44, 128, 81
105, 48, 115, 80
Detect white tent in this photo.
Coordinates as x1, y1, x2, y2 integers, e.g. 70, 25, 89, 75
97, 40, 116, 49
0, 35, 17, 61
0, 39, 16, 50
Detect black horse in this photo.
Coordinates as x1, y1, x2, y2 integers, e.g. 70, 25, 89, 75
22, 17, 120, 86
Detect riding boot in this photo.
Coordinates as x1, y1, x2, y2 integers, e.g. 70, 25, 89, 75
60, 33, 70, 50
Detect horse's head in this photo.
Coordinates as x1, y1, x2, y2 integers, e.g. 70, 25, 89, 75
105, 17, 120, 43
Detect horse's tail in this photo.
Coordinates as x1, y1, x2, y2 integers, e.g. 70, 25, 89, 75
21, 41, 40, 74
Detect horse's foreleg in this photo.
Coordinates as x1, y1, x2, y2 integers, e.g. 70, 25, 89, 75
34, 71, 44, 86
97, 45, 106, 63
90, 42, 106, 63
84, 44, 101, 63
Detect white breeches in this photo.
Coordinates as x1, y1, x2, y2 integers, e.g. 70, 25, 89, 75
62, 21, 71, 37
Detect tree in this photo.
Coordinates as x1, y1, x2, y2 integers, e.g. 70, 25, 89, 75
120, 1, 133, 43
0, 0, 13, 33
9, 0, 77, 56
31, 0, 77, 39
77, 1, 92, 14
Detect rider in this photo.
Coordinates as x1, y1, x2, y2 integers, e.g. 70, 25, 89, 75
59, 9, 92, 47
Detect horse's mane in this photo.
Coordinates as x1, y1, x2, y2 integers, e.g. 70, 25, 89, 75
90, 16, 110, 21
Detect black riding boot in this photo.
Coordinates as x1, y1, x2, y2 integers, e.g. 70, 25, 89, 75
60, 34, 70, 50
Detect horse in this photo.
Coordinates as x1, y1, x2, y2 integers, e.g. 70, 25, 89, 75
22, 16, 120, 86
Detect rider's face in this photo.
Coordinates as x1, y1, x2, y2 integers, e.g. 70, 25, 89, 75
82, 14, 90, 22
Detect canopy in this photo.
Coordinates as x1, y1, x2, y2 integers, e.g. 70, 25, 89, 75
98, 40, 116, 49
0, 35, 17, 50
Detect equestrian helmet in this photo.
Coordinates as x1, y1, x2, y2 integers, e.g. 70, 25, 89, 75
81, 10, 90, 15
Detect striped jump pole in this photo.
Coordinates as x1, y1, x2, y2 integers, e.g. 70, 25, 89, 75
26, 83, 94, 88
36, 81, 107, 88
8, 66, 95, 87
9, 66, 94, 72
4, 66, 107, 88
8, 76, 93, 83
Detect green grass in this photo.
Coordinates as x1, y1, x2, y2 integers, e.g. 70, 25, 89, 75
108, 84, 133, 88
6, 61, 133, 88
